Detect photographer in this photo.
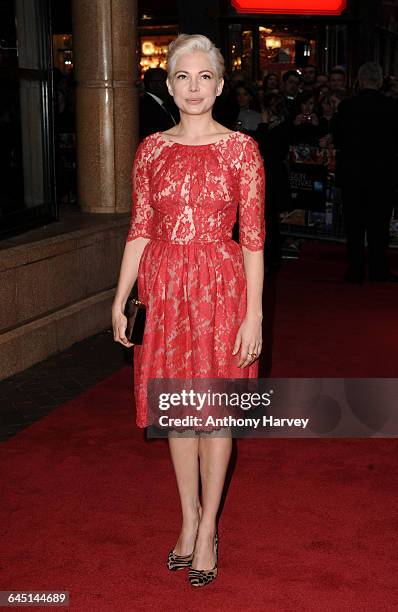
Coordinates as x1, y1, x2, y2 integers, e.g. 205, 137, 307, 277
289, 91, 320, 146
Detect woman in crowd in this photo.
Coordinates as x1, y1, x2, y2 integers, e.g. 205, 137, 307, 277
263, 72, 280, 94
290, 91, 320, 145
235, 83, 262, 131
330, 88, 347, 112
317, 91, 336, 146
318, 89, 347, 147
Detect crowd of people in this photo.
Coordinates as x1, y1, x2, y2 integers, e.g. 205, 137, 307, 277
140, 61, 398, 283
139, 63, 355, 147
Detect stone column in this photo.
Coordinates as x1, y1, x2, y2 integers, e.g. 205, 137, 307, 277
71, 0, 138, 213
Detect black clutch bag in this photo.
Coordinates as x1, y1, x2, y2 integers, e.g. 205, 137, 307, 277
124, 296, 146, 345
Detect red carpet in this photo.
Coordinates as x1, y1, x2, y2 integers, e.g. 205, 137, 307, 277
269, 241, 398, 377
1, 242, 398, 611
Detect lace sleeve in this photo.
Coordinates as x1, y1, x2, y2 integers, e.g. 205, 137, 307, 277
238, 136, 266, 251
126, 138, 154, 242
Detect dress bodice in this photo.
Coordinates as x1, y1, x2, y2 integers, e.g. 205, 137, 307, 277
126, 130, 265, 251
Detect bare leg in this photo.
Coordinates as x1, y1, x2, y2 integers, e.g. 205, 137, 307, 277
168, 433, 202, 555
192, 432, 232, 569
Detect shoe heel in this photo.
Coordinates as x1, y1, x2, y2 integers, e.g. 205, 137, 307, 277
188, 531, 218, 587
168, 509, 202, 571
167, 549, 194, 571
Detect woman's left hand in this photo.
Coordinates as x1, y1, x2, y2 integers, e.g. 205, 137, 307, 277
232, 315, 263, 368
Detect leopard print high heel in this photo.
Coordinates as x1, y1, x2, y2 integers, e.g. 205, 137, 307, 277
167, 548, 194, 571
188, 531, 218, 587
167, 508, 202, 571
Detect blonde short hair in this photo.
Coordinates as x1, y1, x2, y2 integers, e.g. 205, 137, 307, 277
167, 33, 225, 80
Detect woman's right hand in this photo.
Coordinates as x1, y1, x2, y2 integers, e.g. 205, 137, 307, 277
112, 310, 134, 348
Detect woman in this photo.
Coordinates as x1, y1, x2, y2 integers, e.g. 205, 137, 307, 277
317, 91, 336, 147
317, 89, 347, 147
235, 83, 262, 131
263, 72, 280, 95
112, 34, 265, 587
290, 91, 320, 146
256, 72, 280, 114
329, 88, 346, 113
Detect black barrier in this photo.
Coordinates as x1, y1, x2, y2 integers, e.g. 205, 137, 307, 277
282, 144, 345, 242
288, 144, 329, 211
281, 145, 398, 246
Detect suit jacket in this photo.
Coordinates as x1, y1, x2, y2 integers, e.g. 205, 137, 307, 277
333, 89, 398, 186
139, 92, 177, 142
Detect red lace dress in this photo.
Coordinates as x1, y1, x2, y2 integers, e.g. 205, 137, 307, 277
126, 131, 266, 428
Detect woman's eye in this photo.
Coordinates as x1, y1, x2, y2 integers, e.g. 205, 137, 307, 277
176, 74, 211, 79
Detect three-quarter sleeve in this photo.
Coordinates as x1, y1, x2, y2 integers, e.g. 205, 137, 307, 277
238, 136, 266, 251
126, 138, 154, 242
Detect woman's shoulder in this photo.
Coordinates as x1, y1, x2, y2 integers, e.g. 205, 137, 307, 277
237, 131, 262, 152
139, 131, 162, 150
227, 132, 263, 167
230, 130, 255, 143
134, 131, 166, 163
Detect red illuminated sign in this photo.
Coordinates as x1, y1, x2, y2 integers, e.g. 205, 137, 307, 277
231, 1, 347, 15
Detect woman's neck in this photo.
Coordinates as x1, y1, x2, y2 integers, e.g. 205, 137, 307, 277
169, 114, 222, 139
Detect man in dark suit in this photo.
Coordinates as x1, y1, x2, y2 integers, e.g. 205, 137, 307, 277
139, 68, 179, 141
333, 62, 398, 283
281, 70, 301, 117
